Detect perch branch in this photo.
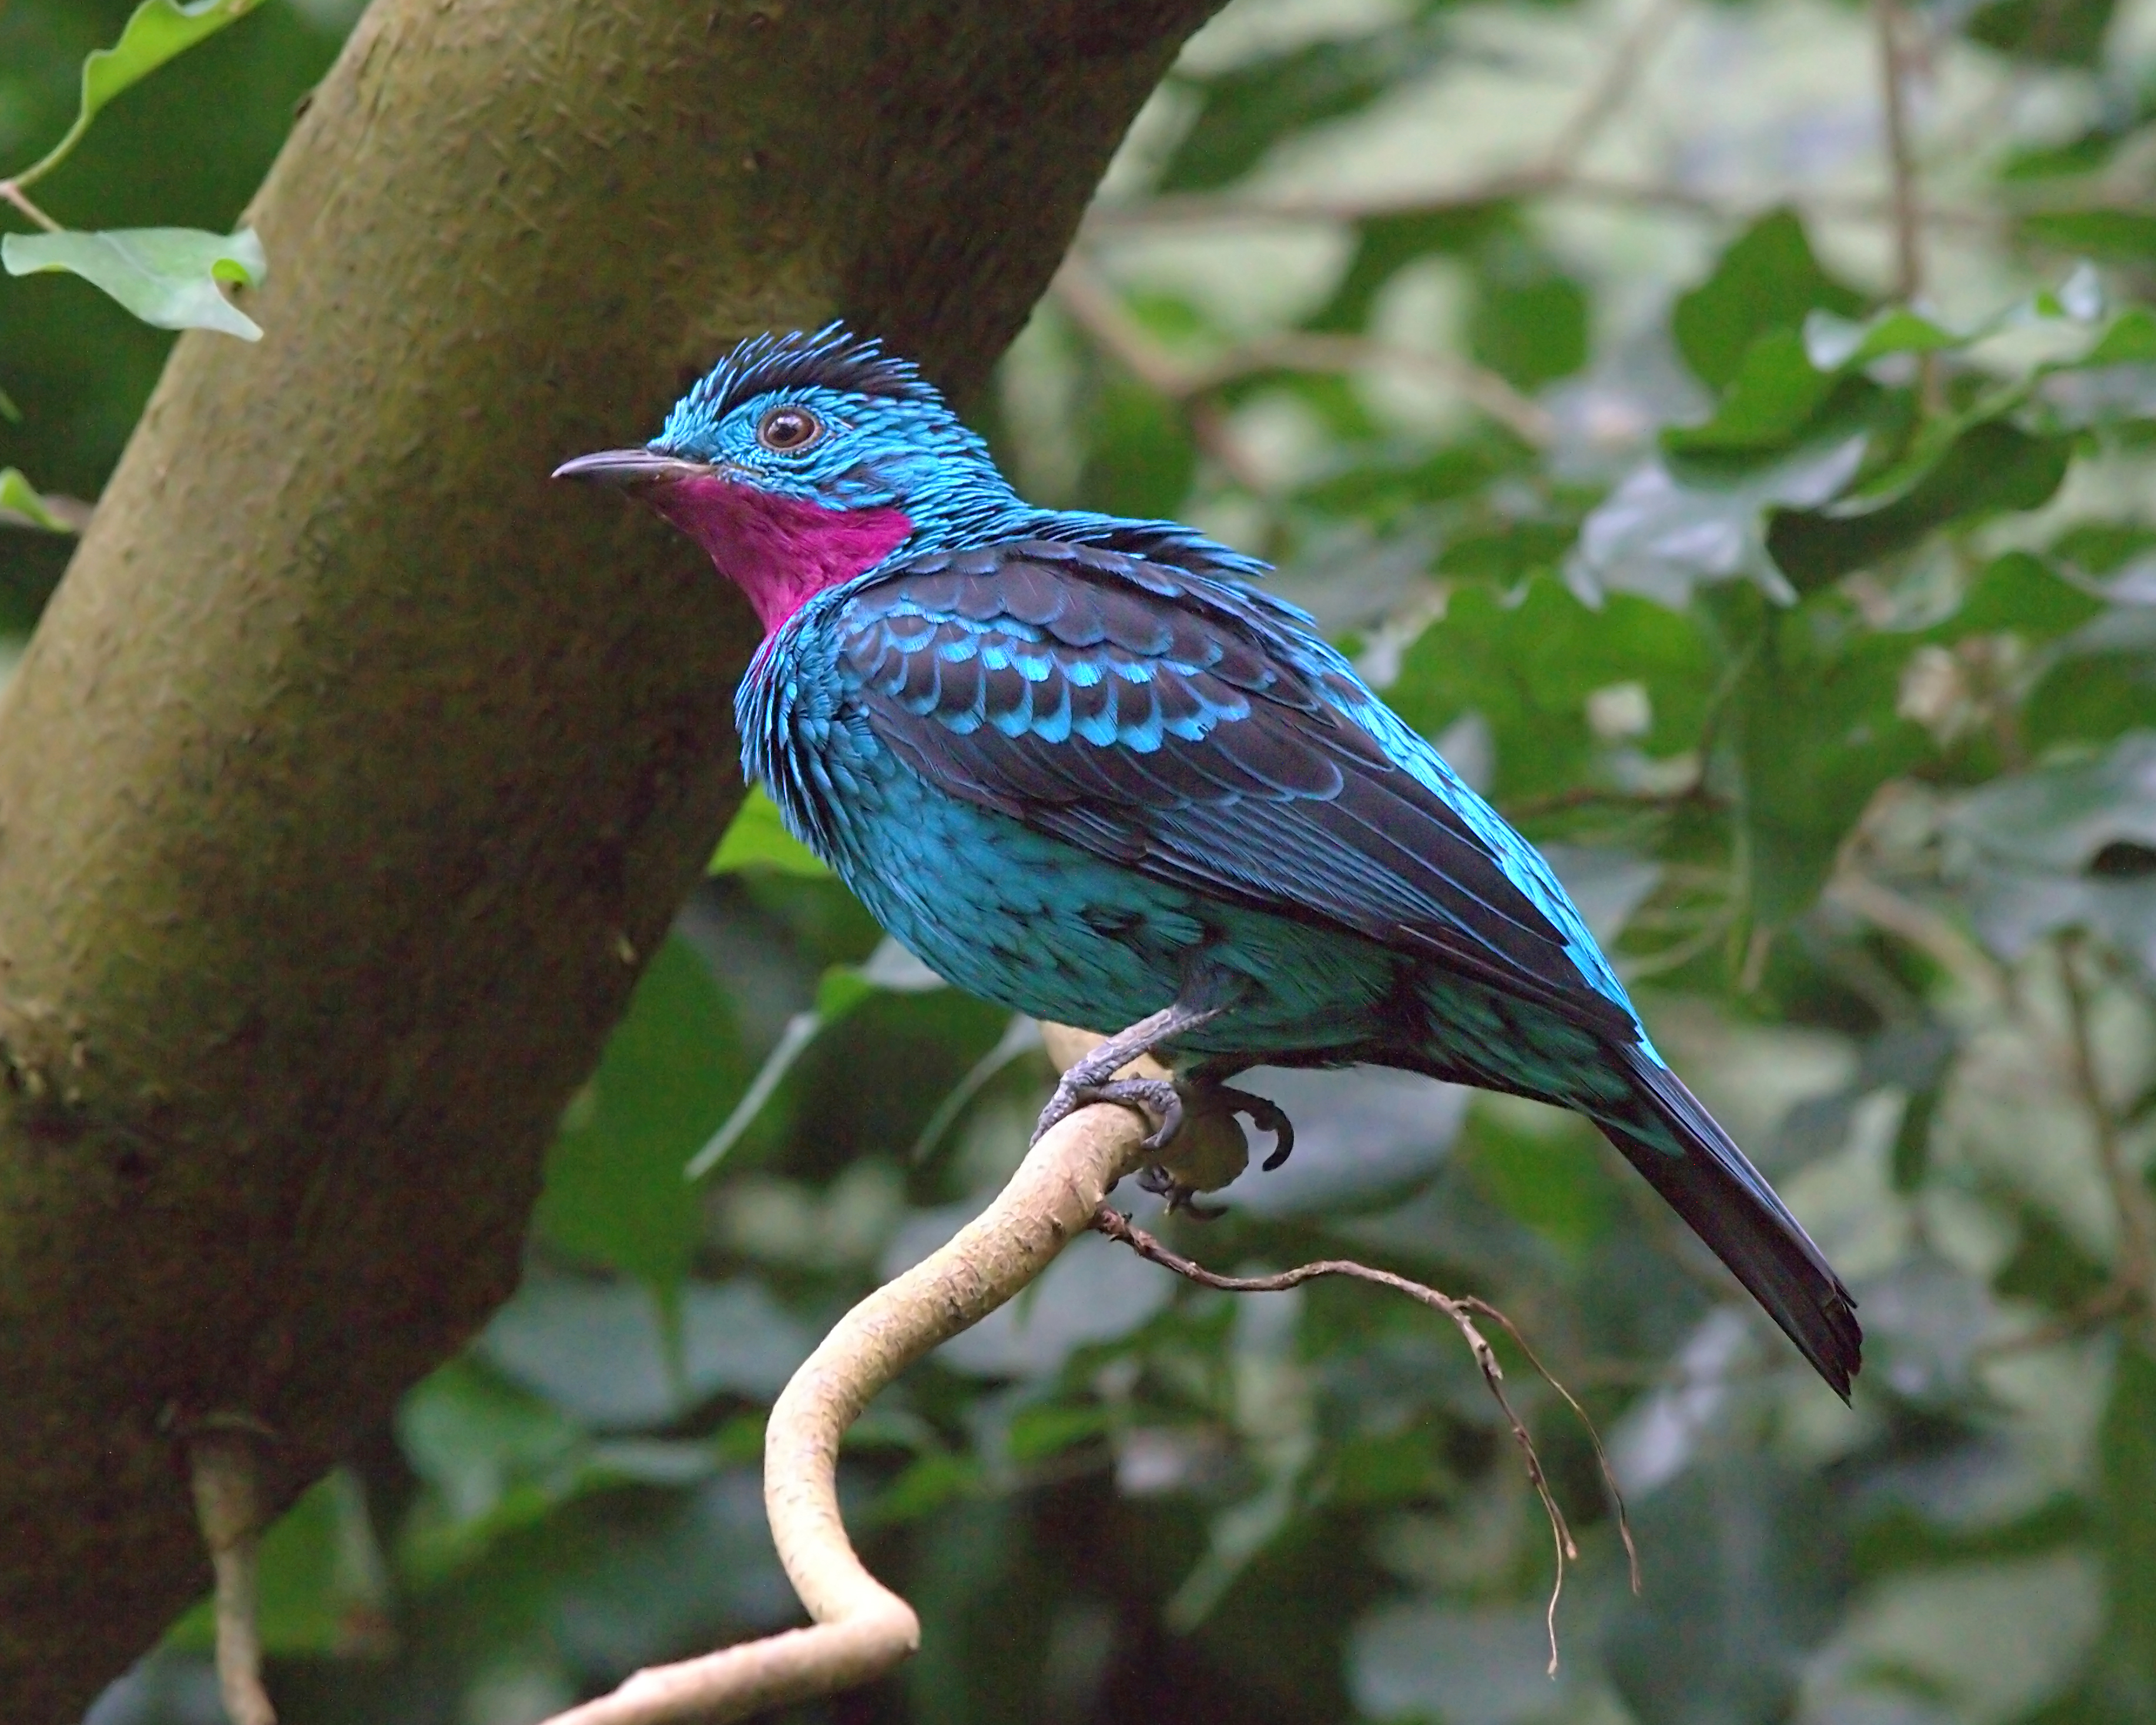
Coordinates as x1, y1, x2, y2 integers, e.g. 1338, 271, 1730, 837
1090, 1207, 1637, 1674
538, 1030, 1155, 1725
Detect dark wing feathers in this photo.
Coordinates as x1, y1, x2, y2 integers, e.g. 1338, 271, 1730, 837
839, 540, 1633, 1037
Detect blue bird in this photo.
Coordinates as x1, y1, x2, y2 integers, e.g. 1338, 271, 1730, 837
557, 325, 1860, 1396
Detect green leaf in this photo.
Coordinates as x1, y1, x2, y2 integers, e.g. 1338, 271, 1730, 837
0, 467, 75, 533
685, 937, 944, 1178
1158, 26, 1445, 193
1306, 204, 1512, 334
2096, 1342, 2156, 1706
1461, 1104, 1613, 1257
2, 226, 267, 339
1672, 209, 1865, 390
1467, 244, 1587, 390
1077, 367, 1195, 520
1735, 599, 1927, 922
708, 785, 829, 877
1574, 436, 1868, 608
1664, 329, 1842, 454
2080, 306, 2156, 366
1965, 0, 2116, 67
535, 937, 743, 1290
1605, 1455, 1842, 1725
1765, 420, 2072, 593
12, 0, 268, 187
1803, 305, 1964, 371
165, 1470, 383, 1655
1802, 267, 2104, 371
1388, 577, 1714, 802
2023, 209, 2156, 262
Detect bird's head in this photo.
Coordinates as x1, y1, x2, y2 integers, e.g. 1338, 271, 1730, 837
555, 325, 1017, 634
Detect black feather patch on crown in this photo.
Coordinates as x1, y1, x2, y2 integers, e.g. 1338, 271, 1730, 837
682, 324, 939, 420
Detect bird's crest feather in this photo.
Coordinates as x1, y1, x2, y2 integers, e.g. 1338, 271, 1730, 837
678, 323, 938, 424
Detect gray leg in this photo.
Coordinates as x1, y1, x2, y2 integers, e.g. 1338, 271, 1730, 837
1032, 997, 1229, 1150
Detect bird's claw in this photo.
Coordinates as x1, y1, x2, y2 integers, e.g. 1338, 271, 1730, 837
1137, 1163, 1228, 1219
1212, 1083, 1295, 1170
1032, 1074, 1183, 1148
1033, 1071, 1296, 1219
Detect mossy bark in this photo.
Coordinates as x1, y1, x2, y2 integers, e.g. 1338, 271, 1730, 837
0, 1, 1217, 1714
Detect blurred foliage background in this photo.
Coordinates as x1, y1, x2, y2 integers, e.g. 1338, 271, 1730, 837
11, 0, 2156, 1720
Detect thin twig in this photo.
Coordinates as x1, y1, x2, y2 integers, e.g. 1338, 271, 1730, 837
1824, 869, 2009, 1009
1971, 1281, 2133, 1361
1051, 260, 1273, 488
1092, 1207, 1636, 1673
0, 179, 61, 233
1539, 0, 1685, 174
538, 1036, 1157, 1725
1085, 175, 1991, 239
1052, 260, 1553, 450
2056, 937, 2156, 1350
1873, 0, 1923, 304
187, 1431, 277, 1725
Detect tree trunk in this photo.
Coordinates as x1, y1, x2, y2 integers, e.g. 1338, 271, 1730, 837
0, 2, 1217, 1714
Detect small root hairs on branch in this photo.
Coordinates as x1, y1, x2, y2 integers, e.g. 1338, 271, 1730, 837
1091, 1206, 1638, 1676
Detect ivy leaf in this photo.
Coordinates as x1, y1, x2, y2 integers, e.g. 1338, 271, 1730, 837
708, 785, 829, 877
2022, 209, 2156, 262
1802, 266, 2104, 370
1570, 436, 1866, 608
1158, 25, 1445, 193
0, 467, 75, 533
11, 0, 268, 187
1672, 209, 1865, 390
684, 936, 945, 1179
2, 227, 267, 339
1942, 729, 2156, 969
1964, 0, 2117, 65
1765, 420, 2072, 594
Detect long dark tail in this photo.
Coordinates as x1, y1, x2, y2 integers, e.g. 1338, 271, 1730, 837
1595, 1044, 1862, 1398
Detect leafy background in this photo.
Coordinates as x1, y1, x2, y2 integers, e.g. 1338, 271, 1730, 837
9, 0, 2156, 1720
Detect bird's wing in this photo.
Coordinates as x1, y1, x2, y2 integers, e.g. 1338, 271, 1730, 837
834, 539, 1637, 1039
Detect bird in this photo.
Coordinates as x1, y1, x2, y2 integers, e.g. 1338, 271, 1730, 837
555, 323, 1861, 1398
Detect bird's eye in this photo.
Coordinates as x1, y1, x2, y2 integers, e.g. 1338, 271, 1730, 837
756, 405, 823, 453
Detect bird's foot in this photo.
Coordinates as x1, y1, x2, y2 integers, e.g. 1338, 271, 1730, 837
1211, 1083, 1295, 1172
1137, 1162, 1229, 1220
1033, 1073, 1185, 1150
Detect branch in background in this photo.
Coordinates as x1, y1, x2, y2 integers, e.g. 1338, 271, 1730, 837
1052, 257, 1554, 463
0, 178, 61, 233
1085, 174, 1991, 240
1092, 1207, 1637, 1674
1823, 868, 2009, 1009
1873, 0, 1924, 304
1538, 0, 1686, 175
2055, 937, 2156, 1354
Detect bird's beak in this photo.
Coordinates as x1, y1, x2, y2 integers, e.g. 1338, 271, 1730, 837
551, 447, 712, 487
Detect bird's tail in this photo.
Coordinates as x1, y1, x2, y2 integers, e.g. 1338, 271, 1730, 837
1592, 1044, 1862, 1398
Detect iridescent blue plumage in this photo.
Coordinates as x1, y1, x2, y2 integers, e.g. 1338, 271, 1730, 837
560, 324, 1861, 1396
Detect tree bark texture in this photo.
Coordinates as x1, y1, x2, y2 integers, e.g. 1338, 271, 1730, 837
0, 2, 1218, 1714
